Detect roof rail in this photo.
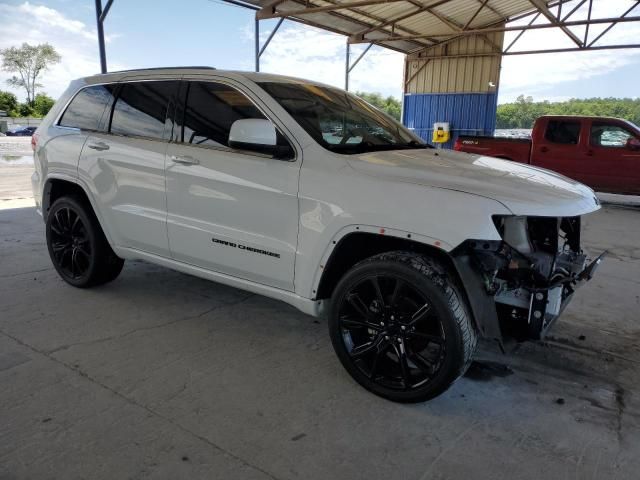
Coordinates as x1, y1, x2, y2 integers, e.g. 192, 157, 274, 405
103, 66, 216, 74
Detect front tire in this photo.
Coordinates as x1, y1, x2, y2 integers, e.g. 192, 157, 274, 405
46, 196, 124, 288
329, 251, 477, 403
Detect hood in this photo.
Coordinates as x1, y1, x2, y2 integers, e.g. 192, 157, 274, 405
347, 148, 600, 217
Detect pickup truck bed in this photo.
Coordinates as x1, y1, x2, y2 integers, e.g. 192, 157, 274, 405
456, 136, 531, 162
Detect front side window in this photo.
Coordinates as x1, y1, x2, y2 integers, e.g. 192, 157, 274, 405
590, 123, 635, 148
179, 81, 267, 148
110, 81, 175, 140
257, 81, 428, 154
544, 120, 581, 145
59, 84, 117, 131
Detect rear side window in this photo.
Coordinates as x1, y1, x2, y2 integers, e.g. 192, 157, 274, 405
544, 120, 581, 145
110, 81, 176, 140
179, 81, 266, 148
59, 85, 116, 131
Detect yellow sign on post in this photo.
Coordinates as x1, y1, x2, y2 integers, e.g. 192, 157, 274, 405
432, 122, 450, 143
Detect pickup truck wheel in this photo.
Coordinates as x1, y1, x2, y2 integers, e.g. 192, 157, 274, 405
46, 196, 124, 288
329, 251, 477, 402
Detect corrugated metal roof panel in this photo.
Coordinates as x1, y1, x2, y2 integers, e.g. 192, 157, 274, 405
243, 0, 541, 53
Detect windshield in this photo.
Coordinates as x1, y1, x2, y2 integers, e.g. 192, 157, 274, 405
257, 81, 431, 154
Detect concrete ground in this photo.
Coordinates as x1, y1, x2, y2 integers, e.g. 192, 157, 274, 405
1, 137, 35, 209
1, 146, 640, 479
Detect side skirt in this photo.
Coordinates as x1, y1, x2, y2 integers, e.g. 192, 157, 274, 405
114, 246, 326, 318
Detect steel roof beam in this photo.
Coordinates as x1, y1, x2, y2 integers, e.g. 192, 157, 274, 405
99, 0, 114, 23
560, 0, 586, 22
371, 15, 640, 42
474, 0, 505, 21
464, 0, 490, 29
258, 0, 433, 49
528, 0, 583, 47
583, 0, 593, 45
348, 0, 454, 42
256, 0, 412, 19
587, 0, 640, 47
424, 7, 464, 32
408, 42, 640, 60
503, 11, 540, 53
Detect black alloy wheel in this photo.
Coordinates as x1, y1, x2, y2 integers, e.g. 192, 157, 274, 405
338, 274, 446, 390
49, 206, 92, 280
329, 252, 477, 402
46, 196, 124, 287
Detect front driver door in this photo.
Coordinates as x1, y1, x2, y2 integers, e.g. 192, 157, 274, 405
588, 120, 640, 194
165, 79, 300, 291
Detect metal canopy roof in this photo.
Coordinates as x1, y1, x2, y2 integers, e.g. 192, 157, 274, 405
92, 0, 640, 82
239, 0, 640, 56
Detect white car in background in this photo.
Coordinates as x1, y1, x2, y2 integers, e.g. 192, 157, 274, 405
31, 67, 603, 402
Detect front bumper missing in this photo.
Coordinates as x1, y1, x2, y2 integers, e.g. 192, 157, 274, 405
452, 242, 606, 343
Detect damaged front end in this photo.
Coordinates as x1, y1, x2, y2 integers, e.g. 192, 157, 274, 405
452, 215, 605, 343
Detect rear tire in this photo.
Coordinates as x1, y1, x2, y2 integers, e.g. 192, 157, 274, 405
46, 196, 124, 288
329, 251, 477, 403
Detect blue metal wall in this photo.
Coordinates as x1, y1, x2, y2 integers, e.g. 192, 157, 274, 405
402, 92, 498, 149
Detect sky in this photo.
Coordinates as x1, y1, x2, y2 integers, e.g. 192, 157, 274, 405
0, 0, 638, 104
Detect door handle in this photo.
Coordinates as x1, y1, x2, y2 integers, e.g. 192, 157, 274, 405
170, 154, 199, 165
87, 142, 109, 151
586, 150, 594, 156
540, 146, 549, 153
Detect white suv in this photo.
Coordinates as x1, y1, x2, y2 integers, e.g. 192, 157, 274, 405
32, 67, 603, 402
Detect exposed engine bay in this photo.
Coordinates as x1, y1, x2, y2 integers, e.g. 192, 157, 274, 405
452, 215, 605, 342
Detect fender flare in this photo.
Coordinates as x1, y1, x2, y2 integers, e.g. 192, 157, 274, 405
309, 224, 453, 298
42, 175, 117, 247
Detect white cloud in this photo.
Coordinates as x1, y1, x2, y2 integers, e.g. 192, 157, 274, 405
499, 0, 640, 101
250, 22, 404, 98
0, 2, 126, 101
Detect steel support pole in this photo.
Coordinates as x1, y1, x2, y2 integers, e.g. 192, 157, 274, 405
255, 19, 260, 72
95, 0, 107, 73
345, 43, 350, 90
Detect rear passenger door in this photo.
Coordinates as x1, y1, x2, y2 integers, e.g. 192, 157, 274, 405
165, 79, 300, 291
78, 80, 178, 256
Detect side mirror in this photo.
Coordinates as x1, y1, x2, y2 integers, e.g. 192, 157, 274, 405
229, 119, 293, 159
626, 137, 640, 151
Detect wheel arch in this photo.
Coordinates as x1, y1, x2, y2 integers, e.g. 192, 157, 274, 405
43, 177, 88, 219
314, 229, 501, 342
315, 230, 456, 301
42, 177, 115, 246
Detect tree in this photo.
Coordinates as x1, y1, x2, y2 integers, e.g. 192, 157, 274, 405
32, 93, 55, 117
356, 91, 402, 120
0, 90, 18, 114
496, 96, 640, 129
1, 43, 61, 106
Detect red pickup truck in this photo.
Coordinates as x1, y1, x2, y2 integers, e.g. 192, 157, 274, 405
454, 115, 640, 195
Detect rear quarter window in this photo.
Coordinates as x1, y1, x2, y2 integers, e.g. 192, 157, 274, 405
59, 85, 117, 131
